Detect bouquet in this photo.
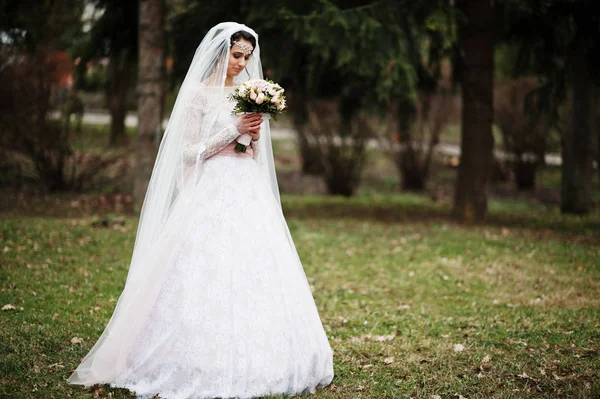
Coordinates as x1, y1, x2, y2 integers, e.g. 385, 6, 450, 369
229, 79, 287, 152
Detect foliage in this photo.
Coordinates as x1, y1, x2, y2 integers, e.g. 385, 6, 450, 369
167, 0, 244, 86
71, 0, 138, 74
166, 0, 460, 194
245, 0, 417, 194
279, 0, 416, 102
1, 194, 599, 398
0, 1, 127, 192
77, 61, 107, 93
0, 0, 84, 53
72, 0, 139, 147
497, 0, 600, 142
264, 0, 458, 194
500, 0, 600, 214
0, 55, 126, 192
0, 44, 71, 190
378, 0, 458, 192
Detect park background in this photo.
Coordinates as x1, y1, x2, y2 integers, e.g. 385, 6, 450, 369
0, 0, 599, 398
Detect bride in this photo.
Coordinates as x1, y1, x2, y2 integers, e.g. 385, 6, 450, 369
68, 22, 334, 398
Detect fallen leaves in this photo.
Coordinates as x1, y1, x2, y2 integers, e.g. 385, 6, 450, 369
350, 334, 395, 343
480, 355, 492, 368
453, 343, 465, 352
517, 371, 539, 382
2, 304, 16, 311
70, 337, 84, 344
92, 385, 106, 398
476, 354, 493, 378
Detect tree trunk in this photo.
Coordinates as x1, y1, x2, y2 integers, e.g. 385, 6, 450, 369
396, 98, 424, 191
289, 57, 323, 176
109, 101, 127, 147
400, 155, 427, 191
514, 160, 537, 190
106, 51, 131, 147
298, 133, 324, 175
453, 0, 495, 222
395, 95, 441, 192
561, 39, 594, 215
134, 0, 164, 212
292, 96, 323, 175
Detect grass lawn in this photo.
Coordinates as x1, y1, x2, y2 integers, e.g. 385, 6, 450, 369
1, 193, 598, 399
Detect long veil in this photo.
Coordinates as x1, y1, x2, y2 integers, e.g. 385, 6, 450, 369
68, 22, 280, 386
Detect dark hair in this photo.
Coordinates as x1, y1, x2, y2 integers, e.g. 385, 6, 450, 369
230, 30, 256, 53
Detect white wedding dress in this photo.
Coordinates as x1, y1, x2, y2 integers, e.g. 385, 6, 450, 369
69, 84, 334, 398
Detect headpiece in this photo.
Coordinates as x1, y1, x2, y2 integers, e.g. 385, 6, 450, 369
232, 40, 254, 55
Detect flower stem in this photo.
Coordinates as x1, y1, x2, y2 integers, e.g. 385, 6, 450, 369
235, 143, 247, 153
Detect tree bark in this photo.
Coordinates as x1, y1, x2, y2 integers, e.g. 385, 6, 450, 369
453, 0, 495, 222
561, 39, 594, 215
134, 0, 164, 212
107, 50, 135, 147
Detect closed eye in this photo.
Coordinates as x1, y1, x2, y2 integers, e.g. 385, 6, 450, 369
233, 52, 251, 61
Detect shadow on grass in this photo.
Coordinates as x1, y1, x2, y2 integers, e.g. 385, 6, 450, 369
282, 194, 600, 243
0, 189, 134, 218
2, 189, 598, 243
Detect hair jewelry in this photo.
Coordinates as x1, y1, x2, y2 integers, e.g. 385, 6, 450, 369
232, 41, 254, 55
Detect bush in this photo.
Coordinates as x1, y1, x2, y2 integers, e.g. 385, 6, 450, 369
0, 48, 126, 192
304, 99, 371, 196
381, 92, 457, 191
494, 77, 550, 190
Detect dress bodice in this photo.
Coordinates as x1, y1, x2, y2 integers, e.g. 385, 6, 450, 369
182, 85, 257, 163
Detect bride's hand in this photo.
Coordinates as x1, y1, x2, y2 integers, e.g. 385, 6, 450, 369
235, 113, 263, 134
249, 129, 260, 141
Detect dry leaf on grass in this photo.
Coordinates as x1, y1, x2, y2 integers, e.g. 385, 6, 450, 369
350, 333, 395, 343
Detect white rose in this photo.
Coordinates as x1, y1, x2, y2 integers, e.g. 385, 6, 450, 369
250, 90, 257, 101
256, 92, 265, 104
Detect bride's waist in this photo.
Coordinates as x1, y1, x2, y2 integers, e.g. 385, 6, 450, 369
210, 141, 254, 158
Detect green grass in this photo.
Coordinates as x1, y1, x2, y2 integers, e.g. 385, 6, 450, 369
1, 194, 599, 399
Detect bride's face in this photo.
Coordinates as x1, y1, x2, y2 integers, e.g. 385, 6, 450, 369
227, 38, 253, 78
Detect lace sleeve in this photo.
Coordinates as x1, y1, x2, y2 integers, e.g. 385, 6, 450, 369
182, 92, 240, 165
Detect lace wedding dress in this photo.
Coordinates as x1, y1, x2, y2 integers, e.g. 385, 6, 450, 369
68, 84, 334, 399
